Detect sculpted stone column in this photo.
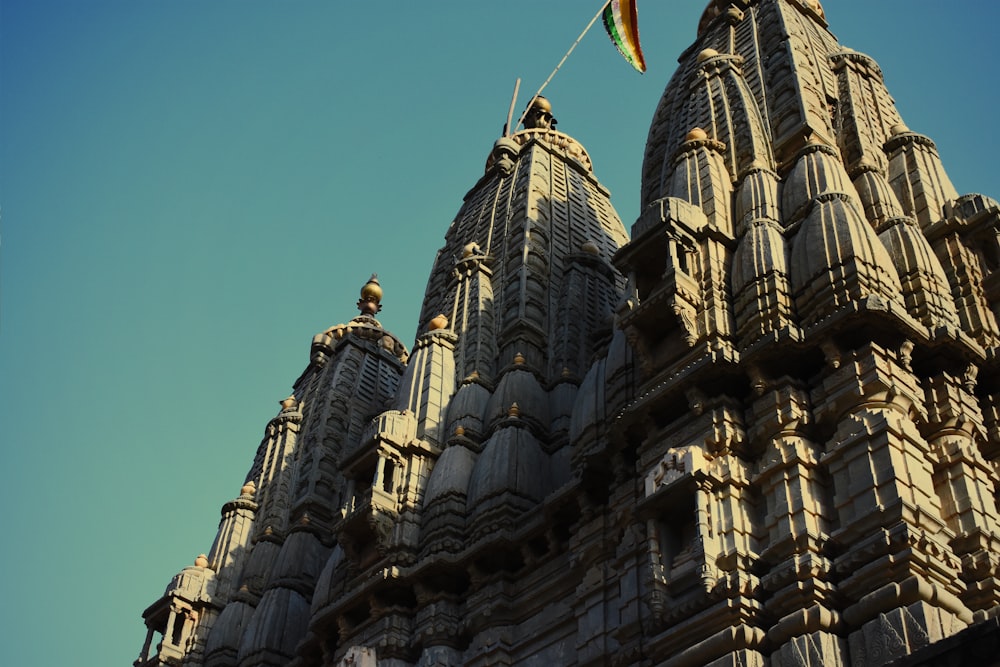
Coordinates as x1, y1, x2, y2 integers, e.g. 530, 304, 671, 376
816, 342, 972, 665
923, 370, 1000, 617
750, 377, 844, 667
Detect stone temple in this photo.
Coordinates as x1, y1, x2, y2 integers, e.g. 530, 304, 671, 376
134, 1, 1000, 665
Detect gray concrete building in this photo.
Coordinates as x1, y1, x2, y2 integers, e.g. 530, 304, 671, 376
135, 2, 1000, 665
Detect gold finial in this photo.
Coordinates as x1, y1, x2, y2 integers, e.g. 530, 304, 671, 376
530, 96, 552, 114
508, 402, 520, 418
562, 367, 572, 377
240, 480, 256, 497
357, 274, 383, 316
455, 425, 465, 437
428, 314, 449, 331
194, 554, 209, 568
697, 48, 719, 63
514, 352, 525, 365
686, 127, 709, 142
280, 396, 298, 411
523, 95, 557, 130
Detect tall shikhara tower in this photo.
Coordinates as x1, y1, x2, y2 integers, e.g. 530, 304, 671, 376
135, 2, 1000, 666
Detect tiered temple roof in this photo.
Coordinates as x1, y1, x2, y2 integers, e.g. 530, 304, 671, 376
136, 3, 1000, 666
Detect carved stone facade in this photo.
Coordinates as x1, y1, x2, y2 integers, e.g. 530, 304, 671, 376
135, 2, 1000, 666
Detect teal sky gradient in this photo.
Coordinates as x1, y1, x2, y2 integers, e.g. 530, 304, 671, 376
1, 2, 997, 665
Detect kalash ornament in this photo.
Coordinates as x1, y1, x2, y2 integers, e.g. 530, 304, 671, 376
356, 274, 383, 316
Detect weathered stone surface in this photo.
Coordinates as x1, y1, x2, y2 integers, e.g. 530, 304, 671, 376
135, 2, 1000, 666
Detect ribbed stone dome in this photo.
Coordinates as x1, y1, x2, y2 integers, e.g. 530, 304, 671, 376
236, 587, 310, 664
423, 444, 478, 506
267, 531, 328, 596
466, 425, 549, 514
236, 539, 280, 598
443, 379, 491, 441
204, 599, 255, 666
569, 359, 607, 448
484, 367, 550, 433
309, 544, 345, 617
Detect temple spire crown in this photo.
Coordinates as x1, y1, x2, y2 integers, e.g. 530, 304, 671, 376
356, 273, 383, 316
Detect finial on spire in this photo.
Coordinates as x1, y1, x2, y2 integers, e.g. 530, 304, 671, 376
428, 314, 449, 331
523, 96, 557, 130
685, 127, 709, 141
357, 274, 383, 316
696, 49, 719, 63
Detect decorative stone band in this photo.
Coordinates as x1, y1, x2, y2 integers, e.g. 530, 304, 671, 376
509, 128, 593, 173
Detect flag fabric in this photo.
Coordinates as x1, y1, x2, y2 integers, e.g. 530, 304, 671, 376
602, 0, 646, 73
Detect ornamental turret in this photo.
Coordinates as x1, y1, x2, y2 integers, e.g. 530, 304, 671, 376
135, 555, 217, 667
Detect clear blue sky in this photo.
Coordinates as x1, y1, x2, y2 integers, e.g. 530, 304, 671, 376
1, 2, 997, 665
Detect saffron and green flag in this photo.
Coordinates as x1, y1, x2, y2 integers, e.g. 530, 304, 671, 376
602, 0, 646, 73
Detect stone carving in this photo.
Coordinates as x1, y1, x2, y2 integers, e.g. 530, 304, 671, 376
136, 3, 1000, 667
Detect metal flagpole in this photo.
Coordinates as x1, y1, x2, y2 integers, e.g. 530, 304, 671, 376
503, 78, 522, 136
511, 1, 610, 133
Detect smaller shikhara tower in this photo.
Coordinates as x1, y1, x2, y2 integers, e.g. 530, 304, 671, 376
136, 2, 1000, 666
135, 94, 632, 667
